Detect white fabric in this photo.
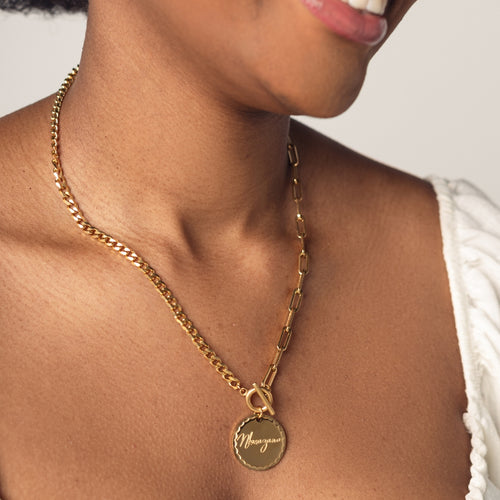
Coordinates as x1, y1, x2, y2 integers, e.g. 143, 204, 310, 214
430, 177, 500, 499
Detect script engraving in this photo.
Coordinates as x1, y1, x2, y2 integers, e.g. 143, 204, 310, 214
233, 415, 286, 471
236, 430, 283, 453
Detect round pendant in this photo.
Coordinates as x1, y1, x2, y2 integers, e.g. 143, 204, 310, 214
233, 414, 286, 471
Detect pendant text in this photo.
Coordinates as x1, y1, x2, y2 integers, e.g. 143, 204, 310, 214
236, 430, 283, 453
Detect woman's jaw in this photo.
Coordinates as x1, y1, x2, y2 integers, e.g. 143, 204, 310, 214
253, 0, 415, 117
231, 0, 416, 118
80, 0, 417, 120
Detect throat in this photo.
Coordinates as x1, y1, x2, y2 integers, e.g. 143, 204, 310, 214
56, 69, 292, 245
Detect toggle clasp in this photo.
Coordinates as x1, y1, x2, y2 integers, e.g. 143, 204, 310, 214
245, 383, 275, 417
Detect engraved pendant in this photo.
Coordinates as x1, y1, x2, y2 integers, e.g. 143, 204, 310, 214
233, 415, 286, 471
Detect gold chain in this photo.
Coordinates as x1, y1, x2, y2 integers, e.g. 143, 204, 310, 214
50, 67, 309, 409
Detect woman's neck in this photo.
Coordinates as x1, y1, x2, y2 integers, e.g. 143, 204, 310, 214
55, 0, 295, 253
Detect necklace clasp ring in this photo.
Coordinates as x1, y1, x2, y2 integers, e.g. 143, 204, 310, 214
245, 383, 275, 416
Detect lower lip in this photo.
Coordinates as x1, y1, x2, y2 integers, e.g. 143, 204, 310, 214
299, 0, 388, 46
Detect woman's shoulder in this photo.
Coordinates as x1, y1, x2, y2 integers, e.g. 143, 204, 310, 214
0, 96, 56, 163
291, 118, 436, 201
0, 97, 61, 239
291, 119, 442, 248
0, 98, 77, 311
0, 98, 52, 155
294, 121, 500, 495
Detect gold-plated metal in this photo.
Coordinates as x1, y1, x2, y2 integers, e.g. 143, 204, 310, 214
51, 68, 309, 469
245, 383, 275, 416
262, 365, 278, 390
233, 415, 286, 471
289, 288, 303, 312
277, 326, 293, 352
287, 142, 299, 168
295, 214, 306, 239
292, 178, 302, 201
298, 250, 309, 275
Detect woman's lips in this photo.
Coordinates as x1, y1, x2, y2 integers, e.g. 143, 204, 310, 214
300, 0, 389, 46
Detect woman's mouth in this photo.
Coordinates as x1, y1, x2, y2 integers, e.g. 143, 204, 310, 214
299, 0, 389, 46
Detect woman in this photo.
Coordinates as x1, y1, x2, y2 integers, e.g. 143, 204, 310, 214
0, 0, 498, 498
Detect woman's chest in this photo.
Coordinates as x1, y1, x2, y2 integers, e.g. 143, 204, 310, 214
0, 236, 471, 499
0, 371, 471, 499
0, 300, 471, 499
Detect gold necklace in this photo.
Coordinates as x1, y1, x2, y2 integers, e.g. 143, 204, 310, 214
51, 67, 309, 471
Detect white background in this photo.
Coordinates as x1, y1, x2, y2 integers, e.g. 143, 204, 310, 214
1, 0, 499, 202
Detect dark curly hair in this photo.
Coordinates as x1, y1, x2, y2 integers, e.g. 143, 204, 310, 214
0, 0, 87, 12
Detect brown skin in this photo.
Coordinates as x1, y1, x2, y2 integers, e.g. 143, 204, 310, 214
0, 0, 470, 498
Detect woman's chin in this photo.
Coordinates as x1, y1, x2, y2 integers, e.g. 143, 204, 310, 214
257, 69, 366, 118
293, 81, 364, 118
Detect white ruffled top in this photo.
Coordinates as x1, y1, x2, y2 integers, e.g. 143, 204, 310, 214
430, 178, 500, 499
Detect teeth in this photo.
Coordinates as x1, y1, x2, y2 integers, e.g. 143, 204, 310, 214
344, 0, 368, 9
366, 0, 388, 15
340, 0, 388, 15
